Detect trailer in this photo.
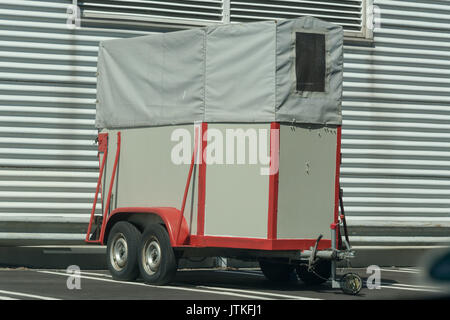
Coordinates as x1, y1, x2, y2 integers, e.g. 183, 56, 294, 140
86, 16, 362, 294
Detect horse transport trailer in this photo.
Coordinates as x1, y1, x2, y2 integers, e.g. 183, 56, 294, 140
85, 17, 362, 294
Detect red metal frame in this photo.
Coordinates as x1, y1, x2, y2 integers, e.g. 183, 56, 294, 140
267, 122, 280, 240
85, 131, 122, 244
104, 207, 189, 246
176, 125, 200, 243
85, 133, 108, 243
333, 126, 342, 245
196, 122, 208, 236
98, 132, 121, 242
190, 235, 331, 251
88, 123, 343, 252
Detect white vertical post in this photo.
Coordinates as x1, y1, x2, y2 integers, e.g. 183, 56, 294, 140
66, 0, 80, 29
222, 0, 230, 24
331, 227, 341, 288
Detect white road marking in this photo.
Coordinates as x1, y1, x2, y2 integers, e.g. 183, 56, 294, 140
0, 295, 20, 300
393, 283, 441, 290
37, 270, 274, 300
380, 283, 442, 293
79, 269, 440, 295
398, 268, 422, 272
0, 289, 59, 300
80, 270, 319, 300
197, 285, 321, 300
79, 271, 111, 278
81, 270, 322, 300
214, 270, 265, 278
380, 268, 421, 274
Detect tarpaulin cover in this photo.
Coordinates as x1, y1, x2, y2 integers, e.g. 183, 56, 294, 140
96, 17, 343, 129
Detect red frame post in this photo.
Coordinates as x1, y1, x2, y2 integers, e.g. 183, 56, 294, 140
333, 126, 342, 245
196, 123, 208, 236
98, 132, 121, 243
267, 122, 280, 240
85, 133, 108, 243
176, 125, 200, 244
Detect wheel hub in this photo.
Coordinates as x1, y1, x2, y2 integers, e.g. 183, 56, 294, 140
110, 233, 128, 271
143, 239, 161, 275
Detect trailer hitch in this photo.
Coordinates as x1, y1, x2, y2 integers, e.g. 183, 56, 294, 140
330, 221, 362, 295
307, 234, 322, 272
297, 212, 361, 294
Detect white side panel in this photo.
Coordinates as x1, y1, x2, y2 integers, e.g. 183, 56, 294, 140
204, 124, 270, 238
277, 125, 337, 240
104, 126, 198, 235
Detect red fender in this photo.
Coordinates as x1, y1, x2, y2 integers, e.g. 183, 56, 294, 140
104, 207, 190, 247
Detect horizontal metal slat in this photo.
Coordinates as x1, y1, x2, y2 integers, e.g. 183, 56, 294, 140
341, 167, 450, 178
0, 191, 99, 199
0, 106, 95, 117
379, 17, 450, 31
0, 159, 98, 168
341, 178, 450, 189
342, 119, 450, 131
0, 182, 96, 190
0, 73, 96, 84
343, 110, 450, 122
0, 148, 96, 157
342, 148, 450, 158
81, 1, 223, 17
345, 207, 450, 214
230, 0, 363, 32
0, 116, 94, 126
344, 52, 450, 68
376, 0, 450, 12
0, 127, 96, 137
343, 188, 450, 196
0, 169, 99, 178
343, 142, 450, 151
80, 0, 224, 25
1, 0, 69, 10
342, 101, 450, 113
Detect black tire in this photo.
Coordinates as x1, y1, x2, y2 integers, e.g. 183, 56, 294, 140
259, 260, 295, 283
138, 224, 177, 285
106, 221, 141, 281
296, 259, 331, 285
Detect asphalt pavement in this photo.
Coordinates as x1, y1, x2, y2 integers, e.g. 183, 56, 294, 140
0, 266, 447, 301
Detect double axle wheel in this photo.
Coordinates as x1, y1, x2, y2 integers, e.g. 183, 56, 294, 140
138, 224, 177, 285
106, 221, 177, 285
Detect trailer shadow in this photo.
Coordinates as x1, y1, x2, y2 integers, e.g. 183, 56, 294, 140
171, 268, 377, 298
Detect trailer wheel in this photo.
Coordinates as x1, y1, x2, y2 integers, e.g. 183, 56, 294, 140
259, 260, 295, 282
138, 224, 177, 285
107, 221, 141, 281
296, 259, 331, 285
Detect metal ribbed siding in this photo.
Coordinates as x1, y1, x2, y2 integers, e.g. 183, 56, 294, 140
80, 0, 226, 25
1, 0, 449, 245
342, 0, 450, 245
0, 0, 148, 244
229, 0, 366, 37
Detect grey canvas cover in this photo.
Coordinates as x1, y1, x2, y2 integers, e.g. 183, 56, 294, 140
96, 16, 343, 129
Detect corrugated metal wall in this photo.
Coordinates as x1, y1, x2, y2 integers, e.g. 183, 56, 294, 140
342, 0, 450, 245
0, 0, 448, 245
0, 0, 146, 244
